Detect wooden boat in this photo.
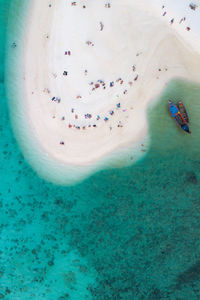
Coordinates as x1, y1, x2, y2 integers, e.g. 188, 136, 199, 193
168, 100, 191, 134
178, 101, 189, 123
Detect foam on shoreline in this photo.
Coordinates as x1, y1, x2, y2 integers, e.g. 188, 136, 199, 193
6, 0, 200, 185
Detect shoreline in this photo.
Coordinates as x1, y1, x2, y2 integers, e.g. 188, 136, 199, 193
6, 0, 200, 184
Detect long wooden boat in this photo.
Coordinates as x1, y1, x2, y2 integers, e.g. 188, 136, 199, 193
178, 101, 189, 123
168, 100, 191, 134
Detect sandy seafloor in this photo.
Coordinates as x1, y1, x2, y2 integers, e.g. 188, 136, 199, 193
1, 0, 200, 299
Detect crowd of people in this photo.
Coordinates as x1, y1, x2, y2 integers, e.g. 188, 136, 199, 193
161, 3, 197, 31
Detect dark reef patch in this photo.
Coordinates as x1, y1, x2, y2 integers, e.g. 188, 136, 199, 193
186, 171, 198, 185
176, 261, 200, 286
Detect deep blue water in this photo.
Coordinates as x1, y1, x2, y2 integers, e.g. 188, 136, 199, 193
1, 1, 200, 299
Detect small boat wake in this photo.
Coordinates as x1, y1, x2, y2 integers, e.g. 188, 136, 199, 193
168, 100, 191, 134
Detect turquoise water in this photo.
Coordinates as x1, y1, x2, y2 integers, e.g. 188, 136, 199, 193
1, 1, 200, 299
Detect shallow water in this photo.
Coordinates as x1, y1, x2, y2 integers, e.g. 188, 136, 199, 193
1, 1, 200, 299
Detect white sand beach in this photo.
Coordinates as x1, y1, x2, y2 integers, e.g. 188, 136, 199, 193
22, 0, 200, 167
